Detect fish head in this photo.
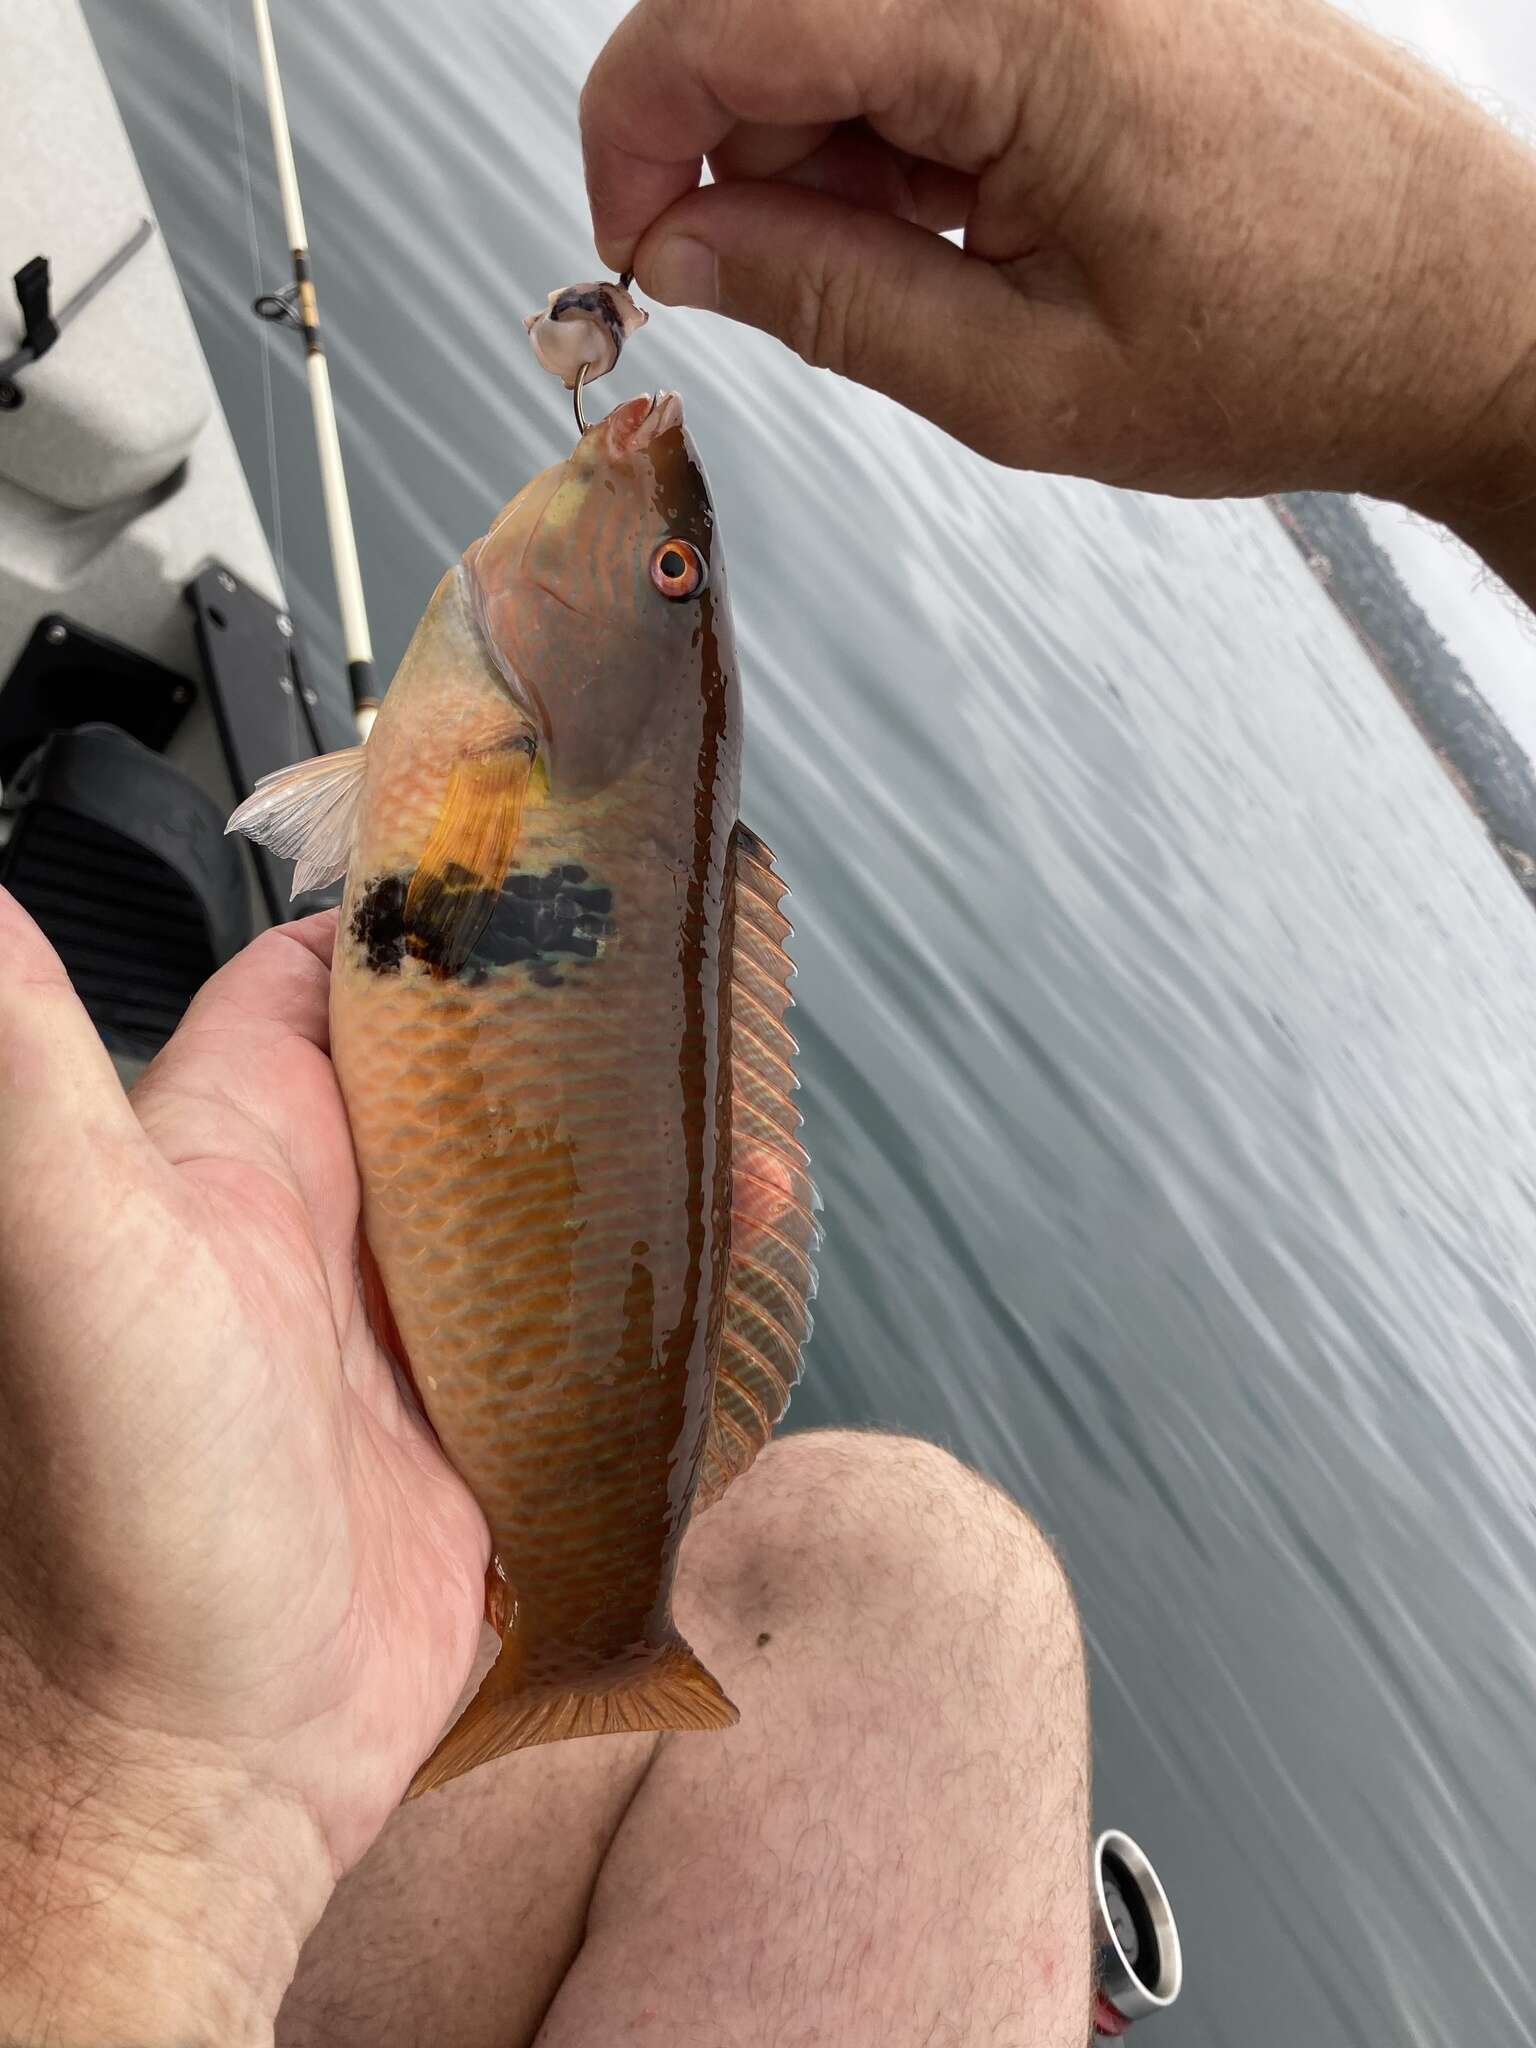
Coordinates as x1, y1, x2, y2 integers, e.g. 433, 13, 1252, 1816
465, 391, 732, 797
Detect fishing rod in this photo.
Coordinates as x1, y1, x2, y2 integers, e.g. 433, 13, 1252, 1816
249, 0, 378, 742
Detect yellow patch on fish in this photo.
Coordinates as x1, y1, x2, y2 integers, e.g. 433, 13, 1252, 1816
404, 733, 537, 978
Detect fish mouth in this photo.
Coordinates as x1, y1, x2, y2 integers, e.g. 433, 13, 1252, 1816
602, 388, 684, 453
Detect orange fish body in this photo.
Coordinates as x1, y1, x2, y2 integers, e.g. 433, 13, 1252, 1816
230, 394, 815, 1795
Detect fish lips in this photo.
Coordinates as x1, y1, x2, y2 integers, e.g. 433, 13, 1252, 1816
600, 388, 684, 451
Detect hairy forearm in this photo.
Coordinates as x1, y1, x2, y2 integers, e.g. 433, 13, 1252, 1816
1409, 338, 1536, 616
0, 1663, 334, 2047
1401, 134, 1536, 615
1446, 498, 1536, 623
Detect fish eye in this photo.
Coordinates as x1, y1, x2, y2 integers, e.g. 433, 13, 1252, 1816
650, 536, 707, 601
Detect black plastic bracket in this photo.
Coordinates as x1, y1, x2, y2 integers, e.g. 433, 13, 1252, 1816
186, 563, 353, 921
13, 256, 57, 361
0, 221, 154, 411
0, 614, 192, 785
0, 255, 55, 410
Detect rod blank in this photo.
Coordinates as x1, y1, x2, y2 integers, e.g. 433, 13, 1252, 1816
251, 0, 377, 739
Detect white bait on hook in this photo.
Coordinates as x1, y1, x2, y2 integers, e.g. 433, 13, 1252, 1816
524, 281, 648, 391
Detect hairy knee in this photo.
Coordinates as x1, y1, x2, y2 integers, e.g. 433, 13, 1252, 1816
668, 1434, 1093, 2042
683, 1430, 1083, 1694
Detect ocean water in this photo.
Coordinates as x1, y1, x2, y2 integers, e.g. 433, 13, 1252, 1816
88, 3, 1536, 2039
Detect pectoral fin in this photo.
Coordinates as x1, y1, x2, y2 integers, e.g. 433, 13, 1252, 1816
225, 744, 368, 898
696, 823, 820, 1512
403, 734, 539, 977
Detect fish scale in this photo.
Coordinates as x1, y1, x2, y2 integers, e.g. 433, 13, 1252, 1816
336, 590, 736, 1730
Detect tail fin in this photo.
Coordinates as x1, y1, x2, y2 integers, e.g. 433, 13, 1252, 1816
407, 1637, 738, 1800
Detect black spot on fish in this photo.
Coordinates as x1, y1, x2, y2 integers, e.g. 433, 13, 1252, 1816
349, 874, 407, 974
349, 864, 614, 985
476, 869, 614, 974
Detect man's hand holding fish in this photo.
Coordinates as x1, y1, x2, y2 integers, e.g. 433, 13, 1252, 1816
0, 903, 489, 2042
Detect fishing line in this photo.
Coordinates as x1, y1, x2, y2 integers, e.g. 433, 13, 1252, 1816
223, 0, 287, 596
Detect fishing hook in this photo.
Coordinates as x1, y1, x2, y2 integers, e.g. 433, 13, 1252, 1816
572, 275, 635, 435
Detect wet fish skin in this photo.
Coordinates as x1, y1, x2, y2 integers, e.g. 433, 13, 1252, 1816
227, 391, 815, 1797
331, 394, 743, 1785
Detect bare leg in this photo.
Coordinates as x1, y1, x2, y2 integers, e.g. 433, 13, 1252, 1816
537, 1431, 1090, 2045
278, 1431, 1090, 2048
277, 1720, 658, 2046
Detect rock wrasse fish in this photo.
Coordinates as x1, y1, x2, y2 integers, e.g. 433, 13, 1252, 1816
229, 393, 816, 1797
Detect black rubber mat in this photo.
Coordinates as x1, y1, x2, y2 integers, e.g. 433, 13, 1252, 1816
1, 724, 251, 1058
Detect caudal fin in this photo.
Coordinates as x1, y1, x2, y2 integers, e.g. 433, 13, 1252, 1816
407, 1637, 738, 1800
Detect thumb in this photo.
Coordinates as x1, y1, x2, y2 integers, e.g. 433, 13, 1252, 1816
632, 181, 1111, 470
0, 887, 143, 1167
0, 888, 155, 1371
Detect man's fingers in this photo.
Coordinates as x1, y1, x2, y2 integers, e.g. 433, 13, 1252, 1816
709, 120, 838, 184
581, 0, 862, 266
130, 915, 353, 1243
716, 126, 975, 231
0, 888, 143, 1161
580, 0, 994, 267
631, 182, 1112, 469
136, 913, 335, 1088
581, 4, 733, 271
272, 908, 340, 977
906, 161, 978, 234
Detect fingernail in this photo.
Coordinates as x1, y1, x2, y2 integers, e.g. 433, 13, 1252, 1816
642, 236, 719, 311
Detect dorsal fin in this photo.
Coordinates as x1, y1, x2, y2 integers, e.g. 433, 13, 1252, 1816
225, 744, 368, 899
695, 823, 820, 1512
